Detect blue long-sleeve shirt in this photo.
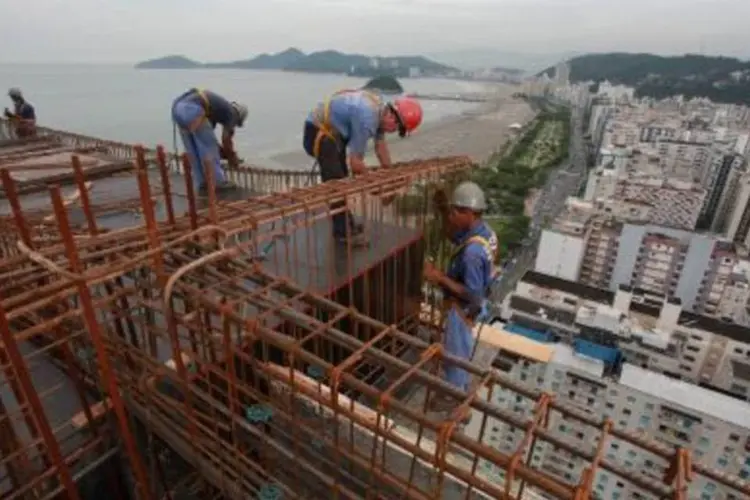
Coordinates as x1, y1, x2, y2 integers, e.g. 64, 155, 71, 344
306, 90, 384, 156
181, 89, 237, 130
444, 221, 494, 314
12, 101, 35, 120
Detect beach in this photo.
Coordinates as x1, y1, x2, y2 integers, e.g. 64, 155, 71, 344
270, 87, 536, 170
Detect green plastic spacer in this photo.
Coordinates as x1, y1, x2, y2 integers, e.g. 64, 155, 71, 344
258, 483, 283, 500
245, 404, 273, 424
306, 365, 324, 380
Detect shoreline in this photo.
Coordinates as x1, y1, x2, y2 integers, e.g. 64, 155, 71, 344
263, 91, 536, 171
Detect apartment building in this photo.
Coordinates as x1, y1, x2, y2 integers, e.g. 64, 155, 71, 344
473, 312, 750, 499
500, 271, 750, 402
582, 151, 706, 230
699, 152, 746, 231
534, 200, 749, 316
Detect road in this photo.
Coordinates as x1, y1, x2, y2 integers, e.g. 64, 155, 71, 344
488, 99, 588, 311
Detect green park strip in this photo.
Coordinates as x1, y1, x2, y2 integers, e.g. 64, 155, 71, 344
472, 105, 571, 255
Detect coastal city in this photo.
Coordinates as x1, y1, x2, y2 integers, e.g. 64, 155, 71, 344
474, 62, 750, 499
4, 48, 750, 500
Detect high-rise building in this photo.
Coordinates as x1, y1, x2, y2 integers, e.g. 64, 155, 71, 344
472, 314, 750, 500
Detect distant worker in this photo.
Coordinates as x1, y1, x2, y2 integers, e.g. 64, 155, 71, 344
171, 88, 248, 196
4, 87, 37, 138
423, 181, 494, 420
303, 89, 423, 244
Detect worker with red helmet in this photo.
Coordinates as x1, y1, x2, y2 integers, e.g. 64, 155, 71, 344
303, 89, 423, 244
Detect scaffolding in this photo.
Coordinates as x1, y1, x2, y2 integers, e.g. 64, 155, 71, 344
1, 123, 749, 500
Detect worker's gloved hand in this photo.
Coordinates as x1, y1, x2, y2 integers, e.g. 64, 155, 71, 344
475, 299, 491, 323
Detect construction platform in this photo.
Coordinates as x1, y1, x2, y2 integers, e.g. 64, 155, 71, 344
2, 120, 749, 500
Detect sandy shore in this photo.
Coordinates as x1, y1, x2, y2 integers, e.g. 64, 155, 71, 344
266, 85, 536, 170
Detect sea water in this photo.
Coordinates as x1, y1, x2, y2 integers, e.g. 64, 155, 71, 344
0, 64, 487, 161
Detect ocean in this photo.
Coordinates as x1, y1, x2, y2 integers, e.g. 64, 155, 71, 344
0, 64, 486, 160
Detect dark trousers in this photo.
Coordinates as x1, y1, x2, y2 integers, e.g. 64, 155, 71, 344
303, 121, 357, 237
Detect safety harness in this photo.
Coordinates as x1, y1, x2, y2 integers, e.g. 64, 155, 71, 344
184, 88, 211, 132
444, 234, 497, 326
310, 89, 383, 158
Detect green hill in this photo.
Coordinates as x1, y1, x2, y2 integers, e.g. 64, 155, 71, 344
539, 53, 750, 104
135, 48, 456, 77
362, 76, 403, 94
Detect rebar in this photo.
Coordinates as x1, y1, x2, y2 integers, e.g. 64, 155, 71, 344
1, 126, 748, 500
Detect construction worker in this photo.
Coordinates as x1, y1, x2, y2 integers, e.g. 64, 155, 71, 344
171, 88, 248, 196
4, 88, 37, 138
303, 89, 423, 243
423, 181, 494, 418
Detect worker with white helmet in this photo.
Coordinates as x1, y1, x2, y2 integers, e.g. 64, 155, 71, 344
4, 88, 37, 137
423, 181, 496, 418
171, 88, 248, 196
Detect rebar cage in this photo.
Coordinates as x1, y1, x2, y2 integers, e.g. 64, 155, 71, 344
1, 126, 749, 500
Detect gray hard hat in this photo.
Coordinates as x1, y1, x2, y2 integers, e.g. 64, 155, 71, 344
8, 87, 22, 99
232, 102, 248, 127
450, 181, 487, 211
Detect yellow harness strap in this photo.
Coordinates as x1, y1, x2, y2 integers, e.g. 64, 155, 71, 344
443, 235, 496, 326
186, 88, 211, 132
450, 235, 493, 266
311, 89, 382, 158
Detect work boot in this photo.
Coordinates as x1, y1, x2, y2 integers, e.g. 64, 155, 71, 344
215, 180, 238, 192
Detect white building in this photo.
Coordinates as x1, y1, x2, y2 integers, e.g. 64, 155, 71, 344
470, 318, 750, 500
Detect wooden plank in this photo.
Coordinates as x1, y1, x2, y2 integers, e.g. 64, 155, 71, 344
265, 362, 395, 431
70, 398, 112, 429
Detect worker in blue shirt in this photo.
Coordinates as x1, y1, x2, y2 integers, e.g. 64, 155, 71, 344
4, 88, 37, 137
423, 181, 494, 418
171, 88, 248, 196
303, 89, 423, 244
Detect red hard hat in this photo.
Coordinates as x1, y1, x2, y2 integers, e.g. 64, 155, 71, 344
391, 97, 423, 137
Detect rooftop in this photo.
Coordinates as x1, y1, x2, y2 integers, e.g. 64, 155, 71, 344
620, 364, 750, 429
518, 270, 750, 345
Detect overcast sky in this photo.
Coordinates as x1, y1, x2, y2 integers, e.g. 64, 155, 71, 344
2, 0, 749, 63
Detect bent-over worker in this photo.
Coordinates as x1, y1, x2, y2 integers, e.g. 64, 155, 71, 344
4, 88, 37, 138
303, 89, 423, 244
423, 182, 494, 417
171, 88, 248, 196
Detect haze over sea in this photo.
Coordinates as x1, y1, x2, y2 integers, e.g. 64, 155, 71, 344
0, 64, 487, 166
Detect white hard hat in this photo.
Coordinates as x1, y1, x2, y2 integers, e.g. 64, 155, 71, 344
232, 102, 248, 127
8, 87, 22, 99
451, 181, 487, 211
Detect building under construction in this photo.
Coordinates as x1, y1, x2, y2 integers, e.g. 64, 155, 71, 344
1, 118, 749, 500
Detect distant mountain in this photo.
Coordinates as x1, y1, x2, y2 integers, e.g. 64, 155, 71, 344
135, 48, 456, 77
538, 52, 750, 105
135, 55, 201, 69
427, 49, 578, 73
205, 48, 306, 70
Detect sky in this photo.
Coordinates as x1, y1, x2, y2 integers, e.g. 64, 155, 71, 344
2, 0, 750, 64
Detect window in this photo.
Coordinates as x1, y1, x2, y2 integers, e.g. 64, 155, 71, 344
626, 396, 636, 403
717, 457, 728, 468
645, 403, 654, 410
640, 416, 651, 426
